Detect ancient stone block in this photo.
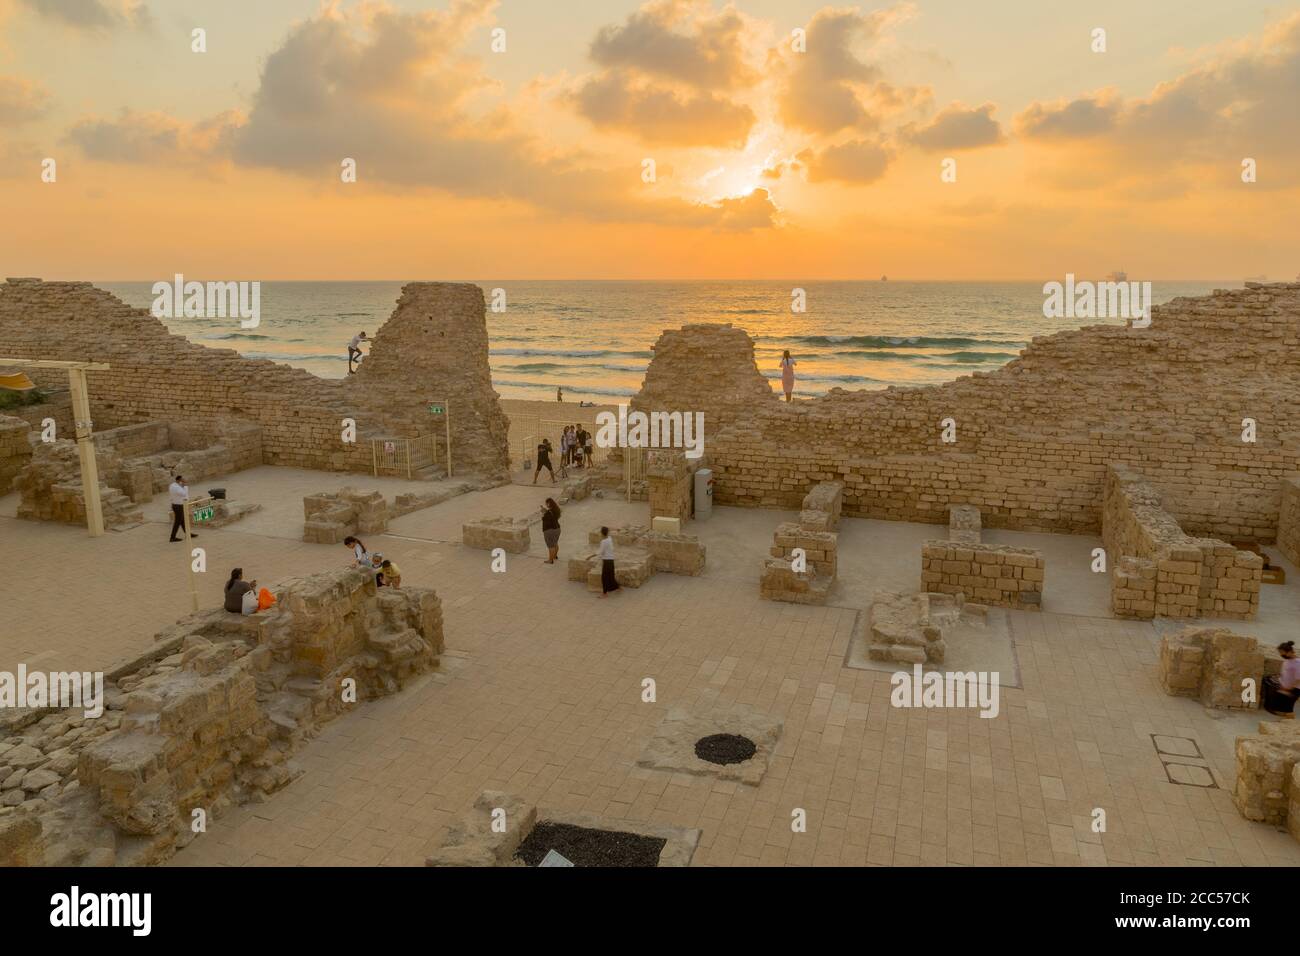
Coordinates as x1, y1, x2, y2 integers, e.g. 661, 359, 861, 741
462, 515, 530, 553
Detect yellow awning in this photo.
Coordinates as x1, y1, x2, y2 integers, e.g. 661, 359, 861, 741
0, 372, 37, 391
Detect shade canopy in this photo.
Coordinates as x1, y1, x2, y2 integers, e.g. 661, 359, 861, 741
0, 371, 37, 391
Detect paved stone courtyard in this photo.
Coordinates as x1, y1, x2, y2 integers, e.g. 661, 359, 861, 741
3, 469, 1300, 867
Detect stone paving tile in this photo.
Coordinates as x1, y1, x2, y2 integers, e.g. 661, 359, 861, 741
6, 484, 1300, 868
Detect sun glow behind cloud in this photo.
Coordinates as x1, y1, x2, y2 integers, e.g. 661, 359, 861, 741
0, 0, 1296, 278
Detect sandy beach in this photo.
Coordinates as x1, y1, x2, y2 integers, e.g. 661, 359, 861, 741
500, 397, 622, 472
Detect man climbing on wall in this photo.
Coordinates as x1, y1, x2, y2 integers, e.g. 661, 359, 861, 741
347, 331, 368, 373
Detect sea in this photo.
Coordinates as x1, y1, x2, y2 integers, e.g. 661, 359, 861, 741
99, 280, 1230, 404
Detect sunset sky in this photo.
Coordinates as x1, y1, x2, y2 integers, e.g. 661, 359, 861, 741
1, 0, 1297, 280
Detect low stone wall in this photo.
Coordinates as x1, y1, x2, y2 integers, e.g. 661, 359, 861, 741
1157, 627, 1268, 709
1279, 476, 1300, 566
1104, 465, 1262, 620
15, 441, 143, 528
1233, 722, 1300, 832
917, 506, 1043, 610
13, 417, 265, 528
761, 505, 839, 604
0, 568, 443, 865
920, 541, 1044, 609
584, 525, 705, 576
463, 515, 530, 553
0, 414, 32, 496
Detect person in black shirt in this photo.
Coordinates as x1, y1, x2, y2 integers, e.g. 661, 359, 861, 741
533, 437, 555, 484
541, 498, 562, 563
575, 427, 590, 469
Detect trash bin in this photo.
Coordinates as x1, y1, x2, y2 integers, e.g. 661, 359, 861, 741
693, 468, 713, 520
208, 488, 227, 500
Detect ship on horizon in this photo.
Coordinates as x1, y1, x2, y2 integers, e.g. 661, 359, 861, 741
1105, 270, 1127, 283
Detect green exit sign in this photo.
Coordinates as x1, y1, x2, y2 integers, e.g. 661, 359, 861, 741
429, 404, 445, 415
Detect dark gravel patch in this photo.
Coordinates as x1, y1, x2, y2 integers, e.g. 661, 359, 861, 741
515, 822, 666, 867
694, 733, 757, 765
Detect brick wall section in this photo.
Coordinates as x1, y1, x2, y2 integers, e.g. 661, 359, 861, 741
0, 278, 510, 479
921, 540, 1044, 609
632, 285, 1300, 538
1279, 476, 1300, 566
1103, 464, 1262, 619
646, 450, 697, 522
0, 414, 32, 495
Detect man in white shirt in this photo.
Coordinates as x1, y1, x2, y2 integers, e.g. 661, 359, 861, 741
348, 331, 368, 373
168, 475, 196, 542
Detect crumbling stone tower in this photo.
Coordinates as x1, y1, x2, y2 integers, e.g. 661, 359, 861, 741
351, 282, 510, 479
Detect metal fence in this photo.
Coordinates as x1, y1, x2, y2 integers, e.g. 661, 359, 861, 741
371, 436, 437, 479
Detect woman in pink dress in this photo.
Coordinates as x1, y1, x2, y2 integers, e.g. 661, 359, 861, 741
779, 349, 796, 402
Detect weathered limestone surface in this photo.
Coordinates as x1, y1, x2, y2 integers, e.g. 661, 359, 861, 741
584, 525, 706, 575
800, 481, 844, 531
1233, 721, 1300, 829
0, 414, 33, 495
351, 283, 510, 478
0, 278, 510, 479
424, 790, 700, 866
304, 486, 389, 542
13, 418, 262, 528
463, 515, 530, 553
865, 589, 965, 664
1279, 476, 1300, 566
1104, 465, 1262, 620
0, 569, 443, 866
630, 323, 777, 442
920, 510, 1044, 610
646, 449, 699, 523
1158, 627, 1265, 709
633, 286, 1300, 539
426, 791, 537, 867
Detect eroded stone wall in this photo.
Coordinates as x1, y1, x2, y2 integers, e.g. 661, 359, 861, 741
0, 414, 31, 495
0, 278, 510, 479
633, 285, 1300, 538
1279, 476, 1300, 566
1103, 465, 1262, 619
0, 568, 442, 866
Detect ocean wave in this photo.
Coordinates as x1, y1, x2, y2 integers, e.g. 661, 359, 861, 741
763, 371, 889, 386
783, 334, 1011, 348
491, 347, 652, 358
928, 350, 1020, 363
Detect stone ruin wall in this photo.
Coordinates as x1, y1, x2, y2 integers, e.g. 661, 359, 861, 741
1103, 465, 1261, 619
631, 284, 1300, 540
0, 414, 32, 495
0, 568, 443, 866
1279, 476, 1300, 566
0, 278, 511, 480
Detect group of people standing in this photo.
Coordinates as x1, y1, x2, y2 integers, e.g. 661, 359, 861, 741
533, 424, 593, 484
